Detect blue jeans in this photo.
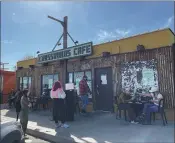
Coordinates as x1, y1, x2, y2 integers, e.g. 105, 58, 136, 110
81, 95, 89, 111
143, 103, 158, 123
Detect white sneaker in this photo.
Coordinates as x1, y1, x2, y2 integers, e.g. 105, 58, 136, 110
61, 123, 69, 128
55, 122, 61, 128
131, 121, 138, 124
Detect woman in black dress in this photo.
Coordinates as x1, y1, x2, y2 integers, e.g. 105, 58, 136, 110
50, 81, 69, 128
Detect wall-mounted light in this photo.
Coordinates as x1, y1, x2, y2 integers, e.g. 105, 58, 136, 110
102, 52, 111, 57
74, 41, 79, 45
136, 44, 145, 52
36, 51, 40, 54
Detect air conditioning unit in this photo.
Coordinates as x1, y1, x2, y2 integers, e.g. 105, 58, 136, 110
42, 63, 48, 66
137, 44, 145, 52
102, 52, 110, 57
17, 67, 23, 70
29, 65, 35, 69
60, 60, 64, 65
80, 56, 85, 61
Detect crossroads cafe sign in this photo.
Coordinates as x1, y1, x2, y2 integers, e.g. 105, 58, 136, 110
38, 42, 92, 64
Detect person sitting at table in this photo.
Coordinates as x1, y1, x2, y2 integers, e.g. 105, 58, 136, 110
141, 87, 163, 125
118, 89, 138, 124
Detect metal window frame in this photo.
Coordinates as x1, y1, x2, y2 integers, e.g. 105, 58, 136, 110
41, 73, 59, 94
19, 76, 32, 90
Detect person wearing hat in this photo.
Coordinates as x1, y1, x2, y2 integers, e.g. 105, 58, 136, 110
141, 87, 163, 124
79, 75, 91, 113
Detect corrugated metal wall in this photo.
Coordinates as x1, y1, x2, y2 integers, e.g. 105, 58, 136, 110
116, 46, 174, 108
16, 46, 174, 109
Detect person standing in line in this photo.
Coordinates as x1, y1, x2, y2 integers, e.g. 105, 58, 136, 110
20, 90, 29, 136
50, 81, 69, 128
79, 75, 91, 113
15, 90, 22, 121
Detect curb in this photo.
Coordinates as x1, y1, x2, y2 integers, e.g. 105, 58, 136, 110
26, 128, 76, 143
1, 115, 76, 143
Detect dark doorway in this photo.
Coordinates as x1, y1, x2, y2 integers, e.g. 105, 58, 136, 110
95, 67, 113, 111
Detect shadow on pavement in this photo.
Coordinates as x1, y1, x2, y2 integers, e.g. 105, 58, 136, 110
2, 108, 175, 143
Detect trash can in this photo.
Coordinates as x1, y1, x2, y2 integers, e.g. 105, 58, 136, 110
65, 83, 75, 121
65, 90, 75, 121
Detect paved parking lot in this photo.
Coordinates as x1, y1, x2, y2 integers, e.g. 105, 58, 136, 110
1, 109, 174, 143
25, 135, 51, 143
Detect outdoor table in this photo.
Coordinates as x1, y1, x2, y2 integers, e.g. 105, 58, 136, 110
127, 101, 146, 118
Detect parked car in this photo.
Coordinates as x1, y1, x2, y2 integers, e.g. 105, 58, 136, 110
0, 121, 24, 143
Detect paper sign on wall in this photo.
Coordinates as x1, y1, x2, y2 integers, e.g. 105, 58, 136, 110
65, 83, 74, 90
142, 69, 155, 86
101, 74, 107, 85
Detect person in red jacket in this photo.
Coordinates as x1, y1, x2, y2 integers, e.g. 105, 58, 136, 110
79, 75, 91, 113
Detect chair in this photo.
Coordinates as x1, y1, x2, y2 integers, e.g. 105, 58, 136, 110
150, 98, 168, 126
41, 97, 50, 110
115, 96, 129, 121
118, 104, 128, 121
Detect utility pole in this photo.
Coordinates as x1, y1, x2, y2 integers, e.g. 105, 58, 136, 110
172, 43, 175, 108
48, 16, 68, 87
63, 16, 68, 86
0, 62, 9, 103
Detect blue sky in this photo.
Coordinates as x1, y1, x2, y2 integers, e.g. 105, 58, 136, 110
1, 1, 174, 71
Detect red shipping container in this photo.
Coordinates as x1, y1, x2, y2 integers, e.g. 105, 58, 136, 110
0, 70, 16, 104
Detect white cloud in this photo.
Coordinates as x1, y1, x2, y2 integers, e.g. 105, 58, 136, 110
12, 13, 15, 16
115, 29, 131, 37
96, 28, 132, 42
1, 40, 13, 44
163, 16, 174, 28
97, 30, 117, 41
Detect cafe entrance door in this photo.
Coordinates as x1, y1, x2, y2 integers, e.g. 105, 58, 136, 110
95, 67, 113, 111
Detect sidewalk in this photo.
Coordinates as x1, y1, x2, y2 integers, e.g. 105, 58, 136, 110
1, 109, 174, 143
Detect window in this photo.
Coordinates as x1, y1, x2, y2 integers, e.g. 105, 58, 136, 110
23, 77, 28, 89
85, 71, 92, 91
28, 77, 32, 87
42, 74, 59, 93
19, 77, 32, 90
19, 77, 23, 90
74, 72, 84, 95
68, 73, 73, 83
68, 70, 92, 97
53, 74, 58, 83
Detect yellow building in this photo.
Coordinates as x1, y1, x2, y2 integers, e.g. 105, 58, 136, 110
16, 28, 175, 111
17, 28, 174, 68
